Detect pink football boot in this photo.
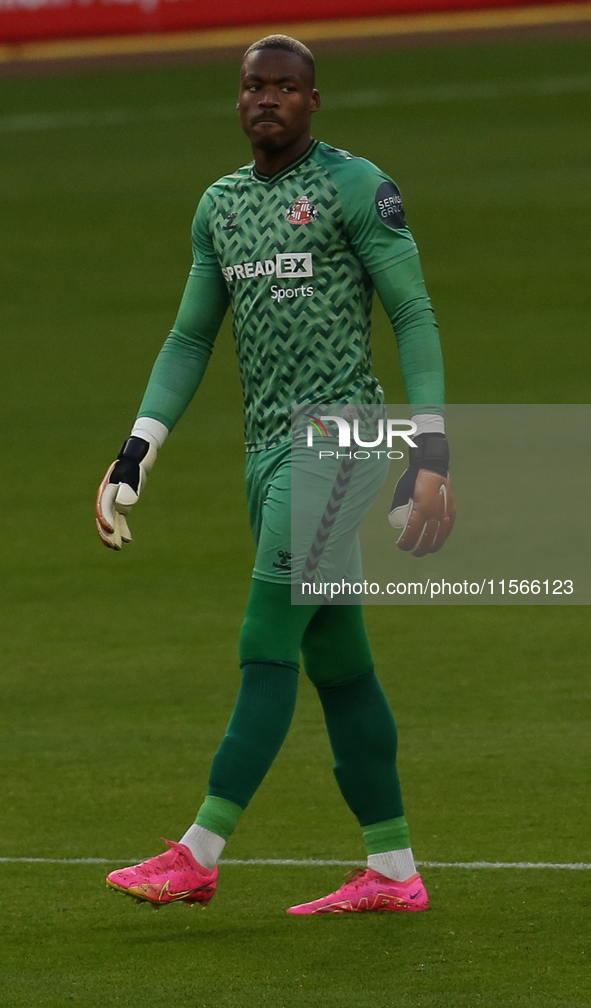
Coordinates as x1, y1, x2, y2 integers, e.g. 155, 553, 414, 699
287, 868, 429, 915
107, 840, 217, 908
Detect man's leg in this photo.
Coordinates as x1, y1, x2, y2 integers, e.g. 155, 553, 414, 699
286, 603, 428, 914
107, 441, 316, 904
107, 579, 317, 905
184, 580, 318, 861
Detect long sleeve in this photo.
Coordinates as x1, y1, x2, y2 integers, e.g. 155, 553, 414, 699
136, 189, 229, 430
332, 155, 445, 414
136, 271, 229, 430
372, 253, 444, 414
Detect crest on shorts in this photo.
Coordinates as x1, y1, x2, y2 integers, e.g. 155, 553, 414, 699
285, 195, 318, 225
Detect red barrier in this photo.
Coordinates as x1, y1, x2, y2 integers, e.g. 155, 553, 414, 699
0, 0, 585, 44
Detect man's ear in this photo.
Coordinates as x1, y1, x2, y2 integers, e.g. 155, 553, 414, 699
311, 89, 321, 113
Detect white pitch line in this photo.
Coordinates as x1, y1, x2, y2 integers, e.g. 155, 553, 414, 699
419, 860, 591, 870
1, 73, 591, 133
0, 856, 590, 869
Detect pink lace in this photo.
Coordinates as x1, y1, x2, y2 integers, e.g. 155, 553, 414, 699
338, 868, 372, 890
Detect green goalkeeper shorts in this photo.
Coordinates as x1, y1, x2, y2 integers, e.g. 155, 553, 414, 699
245, 441, 389, 586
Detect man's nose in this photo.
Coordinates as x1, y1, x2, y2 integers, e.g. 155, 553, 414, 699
258, 89, 280, 107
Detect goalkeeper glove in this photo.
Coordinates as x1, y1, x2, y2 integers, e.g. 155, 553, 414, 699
96, 436, 157, 550
388, 432, 456, 558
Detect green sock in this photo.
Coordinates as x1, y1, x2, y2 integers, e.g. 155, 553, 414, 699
205, 660, 300, 815
362, 816, 411, 854
195, 795, 243, 840
194, 580, 318, 840
315, 668, 405, 826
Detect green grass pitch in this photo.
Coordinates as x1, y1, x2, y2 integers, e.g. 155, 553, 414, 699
1, 34, 590, 1007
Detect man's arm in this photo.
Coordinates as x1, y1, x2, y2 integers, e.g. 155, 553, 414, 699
135, 271, 229, 432
371, 253, 444, 417
96, 269, 229, 550
372, 255, 455, 556
335, 158, 455, 555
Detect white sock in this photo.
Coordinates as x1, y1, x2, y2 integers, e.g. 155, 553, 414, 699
179, 824, 226, 870
367, 848, 417, 882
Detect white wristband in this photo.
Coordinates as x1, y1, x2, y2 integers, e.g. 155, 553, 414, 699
411, 412, 446, 435
131, 417, 170, 450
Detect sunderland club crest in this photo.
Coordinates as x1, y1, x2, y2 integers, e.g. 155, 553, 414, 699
285, 195, 318, 225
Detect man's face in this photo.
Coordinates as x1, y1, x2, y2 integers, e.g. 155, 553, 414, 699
238, 49, 320, 153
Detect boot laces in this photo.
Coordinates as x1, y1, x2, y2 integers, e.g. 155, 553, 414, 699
143, 839, 186, 873
340, 868, 370, 890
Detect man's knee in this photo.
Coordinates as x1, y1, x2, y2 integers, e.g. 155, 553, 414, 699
239, 610, 268, 660
302, 606, 373, 685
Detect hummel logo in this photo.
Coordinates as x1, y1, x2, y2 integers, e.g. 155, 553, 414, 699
273, 550, 292, 571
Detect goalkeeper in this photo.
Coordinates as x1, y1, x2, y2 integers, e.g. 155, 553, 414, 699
99, 35, 455, 916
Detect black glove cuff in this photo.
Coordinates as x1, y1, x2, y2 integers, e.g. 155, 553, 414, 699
408, 432, 449, 477
117, 436, 150, 462
109, 436, 150, 491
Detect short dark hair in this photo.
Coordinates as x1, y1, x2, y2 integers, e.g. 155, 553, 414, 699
243, 35, 315, 82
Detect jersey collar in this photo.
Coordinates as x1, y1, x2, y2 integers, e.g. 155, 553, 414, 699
251, 139, 319, 184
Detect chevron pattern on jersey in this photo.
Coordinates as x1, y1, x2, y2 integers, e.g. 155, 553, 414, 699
200, 144, 387, 449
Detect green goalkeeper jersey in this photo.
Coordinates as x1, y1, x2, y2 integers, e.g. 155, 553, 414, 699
137, 140, 445, 449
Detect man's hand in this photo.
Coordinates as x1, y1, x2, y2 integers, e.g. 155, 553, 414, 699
96, 436, 157, 550
388, 432, 456, 558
